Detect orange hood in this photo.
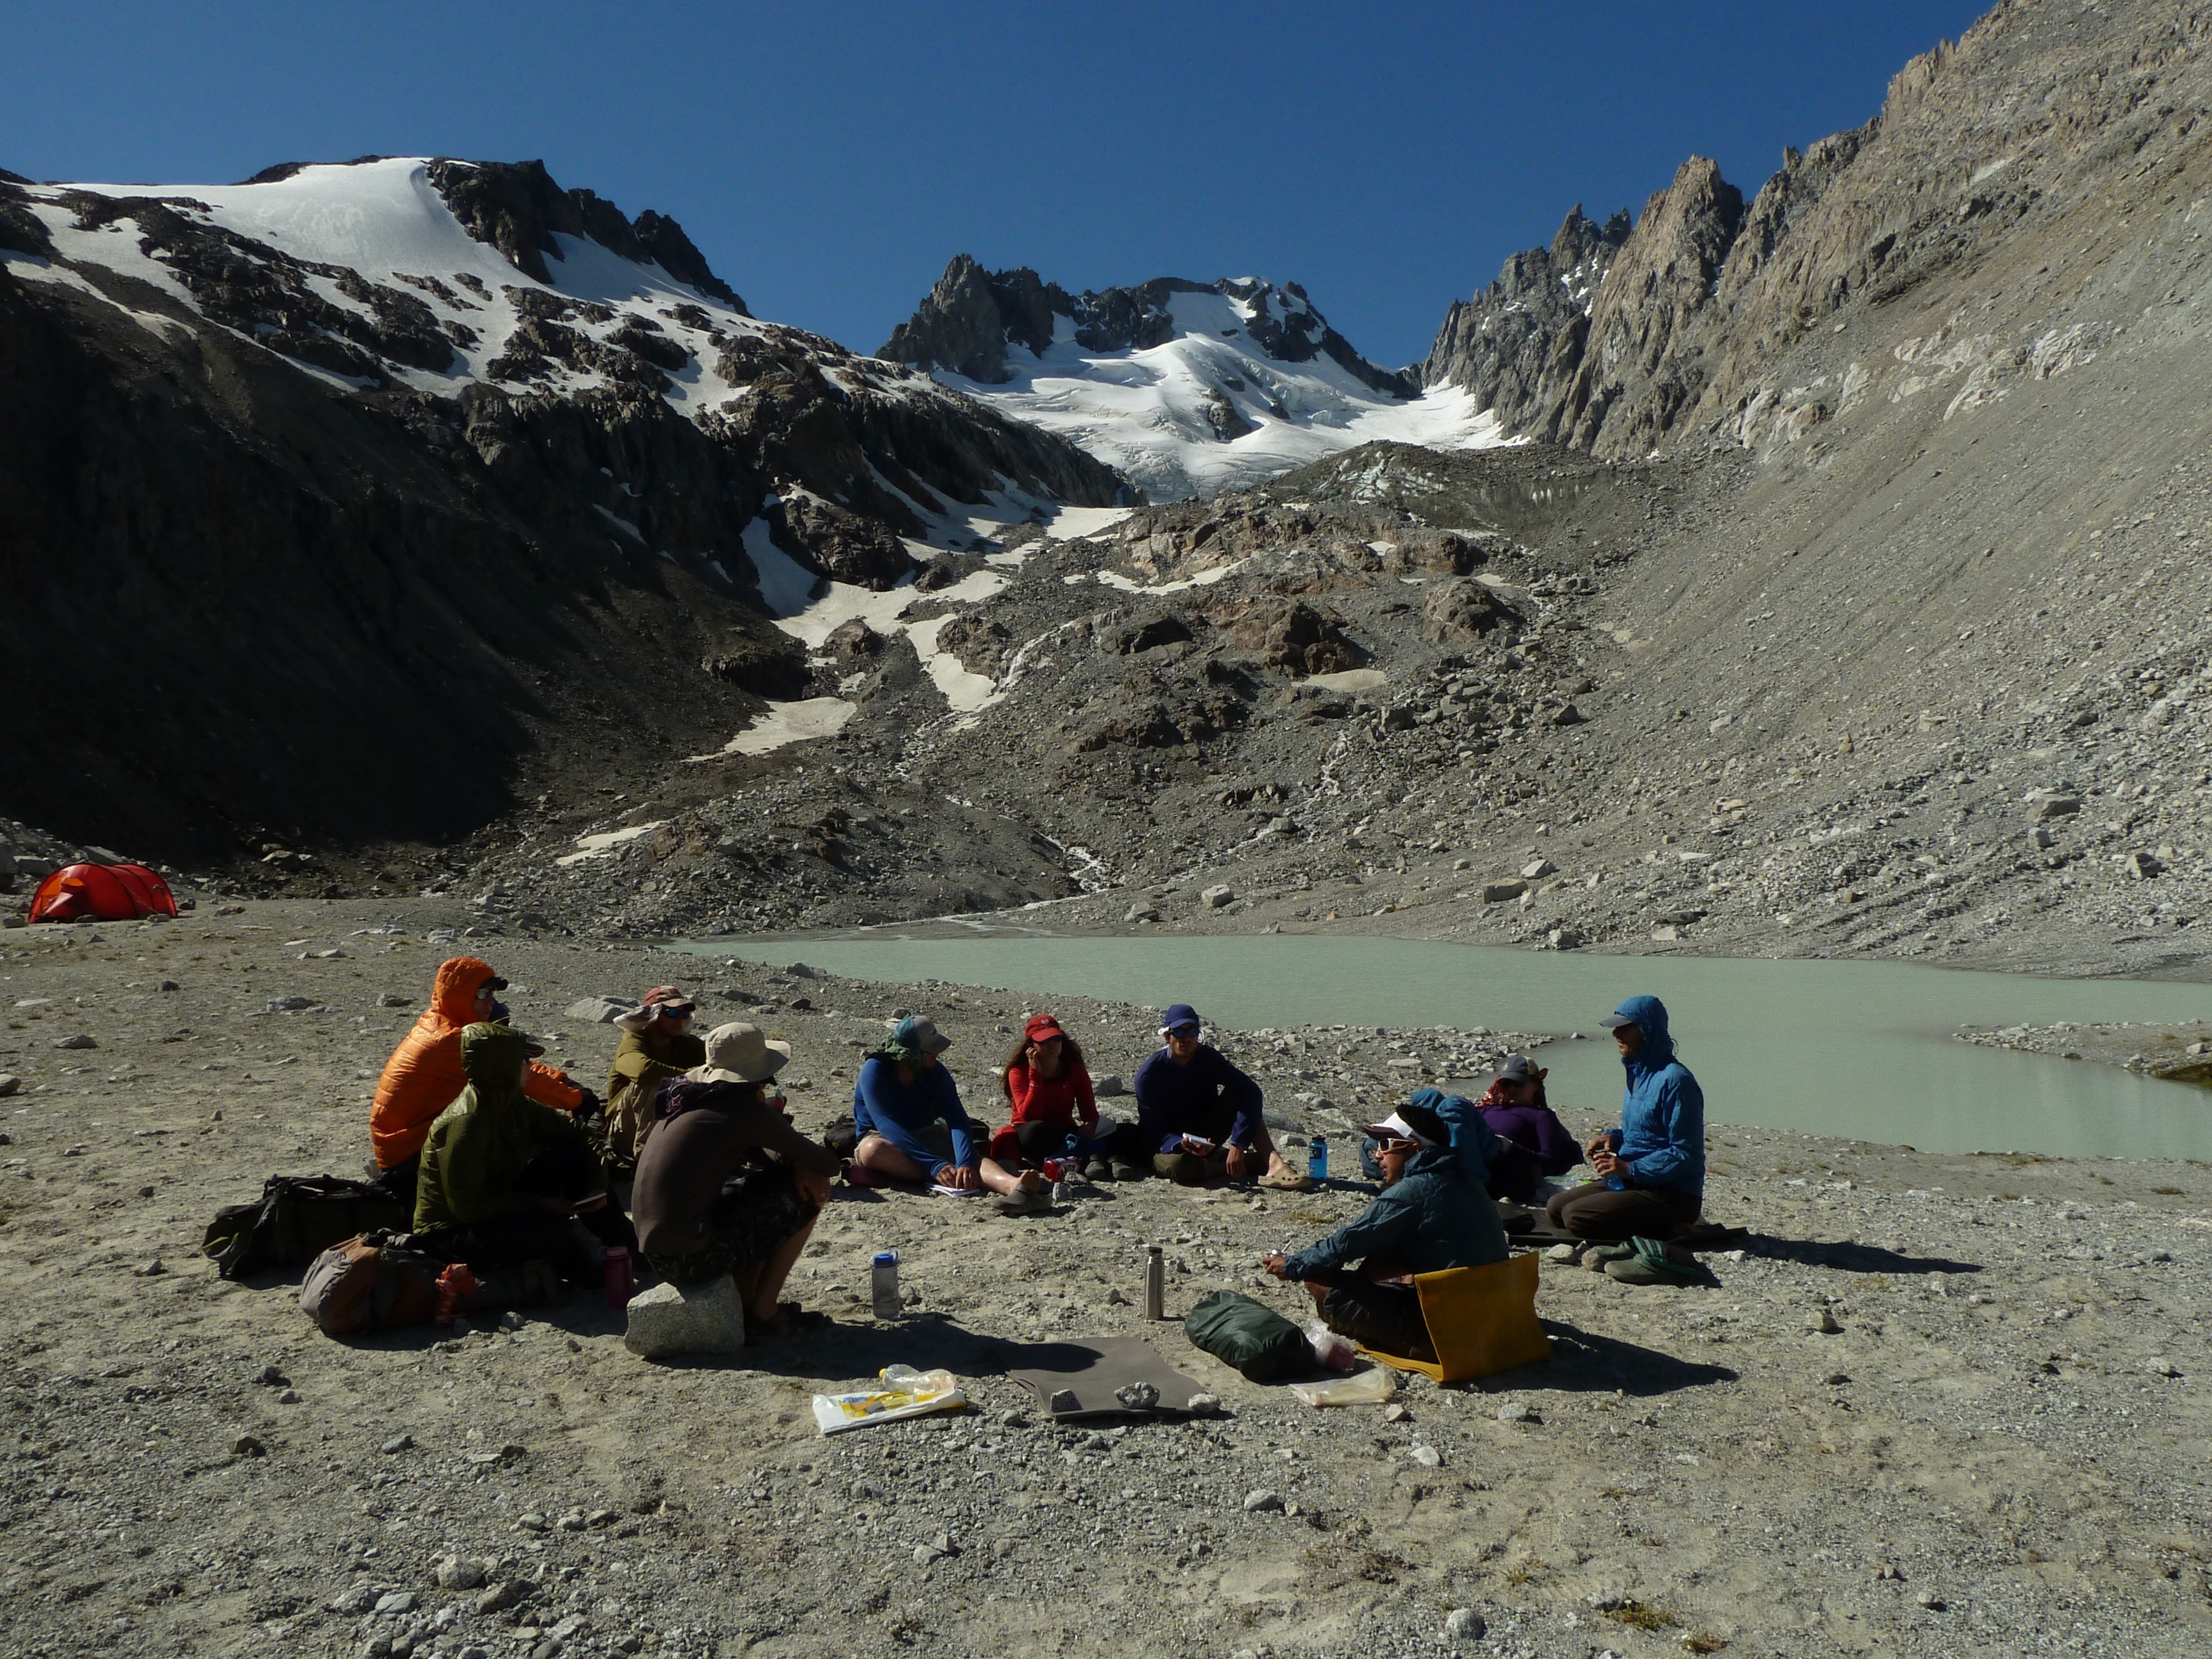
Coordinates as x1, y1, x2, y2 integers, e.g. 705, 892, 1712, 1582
430, 956, 498, 1025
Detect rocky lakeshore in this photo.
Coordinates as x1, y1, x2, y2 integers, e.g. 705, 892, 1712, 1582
2, 898, 2209, 1659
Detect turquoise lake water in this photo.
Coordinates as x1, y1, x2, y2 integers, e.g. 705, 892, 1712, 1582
666, 933, 2212, 1161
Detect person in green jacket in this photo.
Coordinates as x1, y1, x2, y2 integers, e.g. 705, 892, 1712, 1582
414, 1023, 633, 1281
1262, 1100, 1507, 1361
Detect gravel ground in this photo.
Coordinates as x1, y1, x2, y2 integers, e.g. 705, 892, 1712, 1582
3, 899, 2211, 1659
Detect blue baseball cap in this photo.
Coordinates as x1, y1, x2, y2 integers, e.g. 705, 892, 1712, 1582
1159, 1003, 1201, 1035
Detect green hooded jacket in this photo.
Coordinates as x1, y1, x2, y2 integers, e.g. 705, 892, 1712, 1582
414, 1024, 604, 1232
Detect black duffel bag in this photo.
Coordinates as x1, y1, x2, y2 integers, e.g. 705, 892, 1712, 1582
203, 1174, 410, 1280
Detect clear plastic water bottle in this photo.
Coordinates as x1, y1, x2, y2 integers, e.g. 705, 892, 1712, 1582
1307, 1136, 1329, 1184
871, 1250, 900, 1319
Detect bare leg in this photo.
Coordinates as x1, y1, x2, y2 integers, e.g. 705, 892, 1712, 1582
978, 1156, 1044, 1197
1299, 1280, 1330, 1311
735, 1212, 820, 1323
854, 1134, 931, 1182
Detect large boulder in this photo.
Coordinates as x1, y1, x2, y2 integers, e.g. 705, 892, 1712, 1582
624, 1277, 747, 1360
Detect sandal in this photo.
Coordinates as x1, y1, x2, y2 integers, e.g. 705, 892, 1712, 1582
1256, 1168, 1314, 1192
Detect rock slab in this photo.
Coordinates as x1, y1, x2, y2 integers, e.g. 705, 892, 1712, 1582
625, 1277, 746, 1359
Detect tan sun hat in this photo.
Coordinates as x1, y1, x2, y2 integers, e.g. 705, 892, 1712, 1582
687, 1021, 792, 1085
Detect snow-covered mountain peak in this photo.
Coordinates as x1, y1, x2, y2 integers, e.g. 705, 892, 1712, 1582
881, 257, 1516, 500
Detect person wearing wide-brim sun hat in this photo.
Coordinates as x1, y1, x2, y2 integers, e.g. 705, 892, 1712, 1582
603, 985, 705, 1166
630, 1021, 843, 1340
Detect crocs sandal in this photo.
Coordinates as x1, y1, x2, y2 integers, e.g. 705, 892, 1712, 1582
1603, 1237, 1703, 1285
1256, 1168, 1315, 1192
1583, 1241, 1637, 1273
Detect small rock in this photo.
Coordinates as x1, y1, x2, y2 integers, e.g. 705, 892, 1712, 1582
1822, 1371, 1850, 1387
229, 1433, 266, 1457
1093, 1073, 1126, 1097
498, 1310, 525, 1333
1480, 879, 1527, 904
1549, 704, 1586, 727
1243, 1488, 1285, 1513
1408, 1444, 1442, 1467
0, 1074, 20, 1098
53, 1034, 97, 1050
374, 1590, 418, 1615
515, 1514, 550, 1533
997, 1409, 1031, 1429
1811, 1307, 1842, 1335
255, 1364, 286, 1385
327, 1583, 377, 1615
264, 997, 317, 1013
474, 1578, 529, 1615
556, 1511, 587, 1532
1497, 1401, 1537, 1424
1916, 1590, 1947, 1610
1123, 905, 1162, 924
2146, 1357, 2180, 1377
377, 993, 411, 1008
912, 1542, 942, 1566
1444, 1606, 1487, 1641
1115, 1381, 1160, 1409
1544, 1242, 1579, 1262
1520, 858, 1557, 879
1200, 884, 1235, 909
379, 1434, 413, 1455
1186, 1392, 1222, 1416
1047, 1388, 1079, 1415
1381, 1402, 1408, 1423
277, 1387, 301, 1404
134, 1258, 166, 1276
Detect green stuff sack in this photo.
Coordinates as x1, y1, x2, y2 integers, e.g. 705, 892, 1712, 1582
1183, 1289, 1312, 1383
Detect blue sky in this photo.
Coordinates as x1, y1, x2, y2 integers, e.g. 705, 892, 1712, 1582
2, 2, 1990, 366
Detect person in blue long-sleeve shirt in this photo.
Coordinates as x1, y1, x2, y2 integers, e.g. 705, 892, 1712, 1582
1544, 994, 1705, 1243
1133, 1003, 1306, 1188
849, 1015, 1051, 1213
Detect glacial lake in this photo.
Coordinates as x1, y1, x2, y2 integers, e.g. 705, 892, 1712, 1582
667, 933, 2212, 1163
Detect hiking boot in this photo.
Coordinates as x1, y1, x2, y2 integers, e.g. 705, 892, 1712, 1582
1083, 1156, 1115, 1183
1110, 1158, 1146, 1182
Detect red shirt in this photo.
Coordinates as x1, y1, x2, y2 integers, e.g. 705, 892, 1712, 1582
990, 1060, 1097, 1162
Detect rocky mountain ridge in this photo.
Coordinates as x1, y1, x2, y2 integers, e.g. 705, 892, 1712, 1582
0, 156, 1124, 859
1418, 1, 2211, 460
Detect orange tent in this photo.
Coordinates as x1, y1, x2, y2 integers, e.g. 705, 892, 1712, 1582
28, 862, 178, 923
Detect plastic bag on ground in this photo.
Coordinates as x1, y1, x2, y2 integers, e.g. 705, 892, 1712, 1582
1290, 1366, 1399, 1407
1304, 1318, 1358, 1373
811, 1365, 967, 1434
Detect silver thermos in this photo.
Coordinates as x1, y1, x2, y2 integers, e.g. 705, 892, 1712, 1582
1144, 1245, 1165, 1321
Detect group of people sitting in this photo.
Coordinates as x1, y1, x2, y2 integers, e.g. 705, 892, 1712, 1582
360, 957, 1708, 1353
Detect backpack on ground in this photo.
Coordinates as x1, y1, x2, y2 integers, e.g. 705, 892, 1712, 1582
821, 1114, 860, 1159
299, 1233, 445, 1335
203, 1174, 411, 1280
1183, 1289, 1313, 1383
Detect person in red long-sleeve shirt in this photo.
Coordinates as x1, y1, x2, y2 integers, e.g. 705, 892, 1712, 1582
992, 1014, 1122, 1182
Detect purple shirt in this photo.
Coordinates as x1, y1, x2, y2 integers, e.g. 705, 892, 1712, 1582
1475, 1100, 1583, 1197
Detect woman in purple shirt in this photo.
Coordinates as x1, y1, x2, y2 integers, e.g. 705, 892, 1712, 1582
1474, 1053, 1583, 1203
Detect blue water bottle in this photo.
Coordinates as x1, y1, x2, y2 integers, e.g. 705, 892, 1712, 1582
1308, 1135, 1329, 1184
1603, 1130, 1625, 1191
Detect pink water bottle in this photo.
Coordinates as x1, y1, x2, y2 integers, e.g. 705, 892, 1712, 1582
1041, 1159, 1065, 1182
603, 1245, 633, 1310
434, 1262, 478, 1324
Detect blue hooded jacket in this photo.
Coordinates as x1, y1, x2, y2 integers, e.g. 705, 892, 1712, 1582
1607, 995, 1704, 1196
1407, 1086, 1501, 1188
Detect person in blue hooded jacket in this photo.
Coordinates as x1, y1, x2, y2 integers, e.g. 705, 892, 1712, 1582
1544, 995, 1704, 1243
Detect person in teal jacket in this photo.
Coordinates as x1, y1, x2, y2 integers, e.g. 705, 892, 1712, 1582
1545, 994, 1705, 1243
1264, 1100, 1507, 1360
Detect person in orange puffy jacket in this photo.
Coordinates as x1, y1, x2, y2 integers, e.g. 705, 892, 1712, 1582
369, 956, 589, 1206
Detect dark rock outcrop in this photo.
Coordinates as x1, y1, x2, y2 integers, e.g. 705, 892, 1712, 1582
426, 158, 746, 310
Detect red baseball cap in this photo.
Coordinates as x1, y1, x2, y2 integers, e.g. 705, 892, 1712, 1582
1024, 1014, 1067, 1043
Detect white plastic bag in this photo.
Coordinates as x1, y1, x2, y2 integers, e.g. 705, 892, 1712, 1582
1290, 1366, 1398, 1407
811, 1365, 967, 1434
1304, 1318, 1358, 1373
